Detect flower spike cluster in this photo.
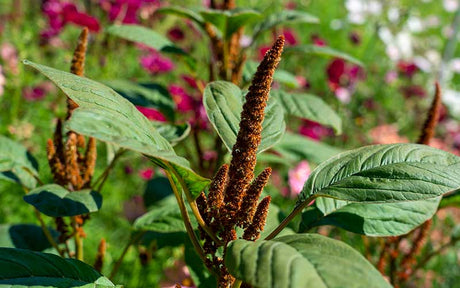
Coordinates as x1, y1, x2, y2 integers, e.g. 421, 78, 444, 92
196, 36, 285, 287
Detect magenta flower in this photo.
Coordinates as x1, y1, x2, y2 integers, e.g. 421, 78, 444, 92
258, 45, 271, 60
326, 58, 363, 103
0, 65, 5, 97
168, 84, 195, 112
99, 0, 160, 24
400, 85, 426, 98
140, 51, 175, 74
282, 28, 298, 46
397, 60, 418, 78
299, 119, 332, 141
0, 43, 19, 75
311, 34, 327, 47
136, 106, 167, 121
139, 168, 154, 180
286, 161, 311, 198
168, 27, 185, 41
22, 82, 55, 101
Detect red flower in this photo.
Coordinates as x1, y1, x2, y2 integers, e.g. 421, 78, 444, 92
168, 27, 185, 41
282, 29, 298, 46
397, 61, 418, 78
311, 34, 327, 47
400, 85, 426, 98
326, 58, 363, 102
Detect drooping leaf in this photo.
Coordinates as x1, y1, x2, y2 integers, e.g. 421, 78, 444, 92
106, 24, 186, 55
253, 10, 319, 40
104, 79, 175, 121
285, 45, 364, 66
273, 90, 342, 134
225, 234, 390, 288
0, 248, 117, 287
0, 224, 59, 252
24, 60, 210, 199
300, 197, 441, 236
152, 122, 191, 145
273, 132, 341, 164
0, 135, 39, 189
23, 184, 102, 217
157, 6, 205, 26
203, 81, 286, 153
298, 144, 460, 206
200, 8, 261, 39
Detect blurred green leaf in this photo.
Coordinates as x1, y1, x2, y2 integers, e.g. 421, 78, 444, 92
200, 8, 261, 39
285, 45, 364, 66
157, 6, 205, 26
152, 122, 191, 145
203, 81, 286, 153
0, 224, 59, 252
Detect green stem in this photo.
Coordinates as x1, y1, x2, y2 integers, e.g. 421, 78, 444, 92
109, 232, 145, 280
264, 195, 316, 240
72, 217, 83, 261
93, 149, 126, 192
232, 279, 243, 288
34, 209, 64, 256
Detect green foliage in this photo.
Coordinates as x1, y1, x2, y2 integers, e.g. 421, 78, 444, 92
203, 81, 286, 153
23, 184, 102, 217
200, 8, 261, 39
23, 60, 210, 199
285, 45, 364, 66
226, 234, 391, 288
0, 224, 58, 252
156, 6, 205, 26
299, 143, 460, 204
0, 135, 39, 189
0, 248, 118, 287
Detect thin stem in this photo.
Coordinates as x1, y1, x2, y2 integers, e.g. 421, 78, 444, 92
93, 149, 126, 192
71, 216, 83, 261
23, 167, 44, 186
414, 238, 459, 271
265, 195, 316, 240
109, 232, 145, 280
34, 209, 64, 256
164, 170, 220, 277
166, 163, 223, 245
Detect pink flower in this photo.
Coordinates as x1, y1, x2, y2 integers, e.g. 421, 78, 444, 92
139, 168, 154, 180
22, 82, 55, 101
140, 51, 175, 74
326, 58, 363, 102
311, 34, 327, 46
286, 161, 311, 197
159, 260, 196, 288
385, 71, 398, 84
100, 0, 160, 24
136, 106, 167, 121
168, 27, 185, 41
397, 61, 418, 78
168, 85, 195, 112
282, 28, 298, 45
203, 150, 217, 161
0, 65, 5, 97
369, 124, 408, 144
299, 120, 333, 141
295, 76, 310, 89
0, 43, 19, 75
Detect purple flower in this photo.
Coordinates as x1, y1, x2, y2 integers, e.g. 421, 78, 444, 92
140, 51, 175, 74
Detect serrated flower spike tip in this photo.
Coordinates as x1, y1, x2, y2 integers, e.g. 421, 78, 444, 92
224, 36, 284, 219
417, 82, 441, 145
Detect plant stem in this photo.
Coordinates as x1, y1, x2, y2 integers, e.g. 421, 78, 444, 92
71, 216, 83, 261
414, 238, 459, 271
232, 279, 242, 288
109, 231, 145, 280
264, 195, 316, 240
34, 209, 64, 256
93, 149, 125, 192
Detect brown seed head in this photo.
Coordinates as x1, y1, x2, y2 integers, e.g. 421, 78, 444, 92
93, 238, 106, 272
68, 27, 88, 118
417, 82, 441, 145
207, 164, 228, 217
243, 196, 271, 241
65, 132, 82, 189
224, 36, 284, 220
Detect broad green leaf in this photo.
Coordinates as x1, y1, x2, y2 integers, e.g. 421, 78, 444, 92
203, 81, 286, 153
0, 248, 117, 287
0, 135, 39, 189
104, 80, 175, 120
157, 6, 205, 26
200, 8, 261, 39
153, 122, 191, 145
143, 176, 174, 208
106, 24, 185, 55
243, 61, 300, 88
226, 234, 390, 288
133, 195, 188, 233
273, 132, 341, 164
299, 197, 441, 236
285, 45, 364, 66
23, 184, 102, 217
298, 144, 460, 206
253, 10, 319, 40
273, 90, 342, 134
0, 224, 59, 252
24, 60, 210, 199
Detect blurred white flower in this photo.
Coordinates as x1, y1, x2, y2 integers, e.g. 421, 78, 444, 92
449, 58, 460, 73
443, 89, 460, 116
239, 35, 252, 48
335, 87, 352, 104
444, 0, 459, 12
387, 7, 400, 22
407, 16, 423, 33
345, 0, 382, 24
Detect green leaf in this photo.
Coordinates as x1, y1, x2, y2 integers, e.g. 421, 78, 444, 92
143, 177, 174, 208
133, 195, 189, 233
253, 10, 319, 40
24, 60, 210, 199
200, 8, 261, 39
285, 45, 364, 66
203, 81, 286, 153
23, 184, 102, 217
225, 234, 390, 288
300, 197, 441, 236
298, 144, 460, 206
153, 122, 191, 145
0, 135, 39, 189
243, 61, 300, 88
104, 80, 175, 121
0, 248, 117, 287
0, 224, 59, 252
272, 132, 341, 164
273, 90, 342, 134
106, 24, 185, 55
157, 6, 205, 26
